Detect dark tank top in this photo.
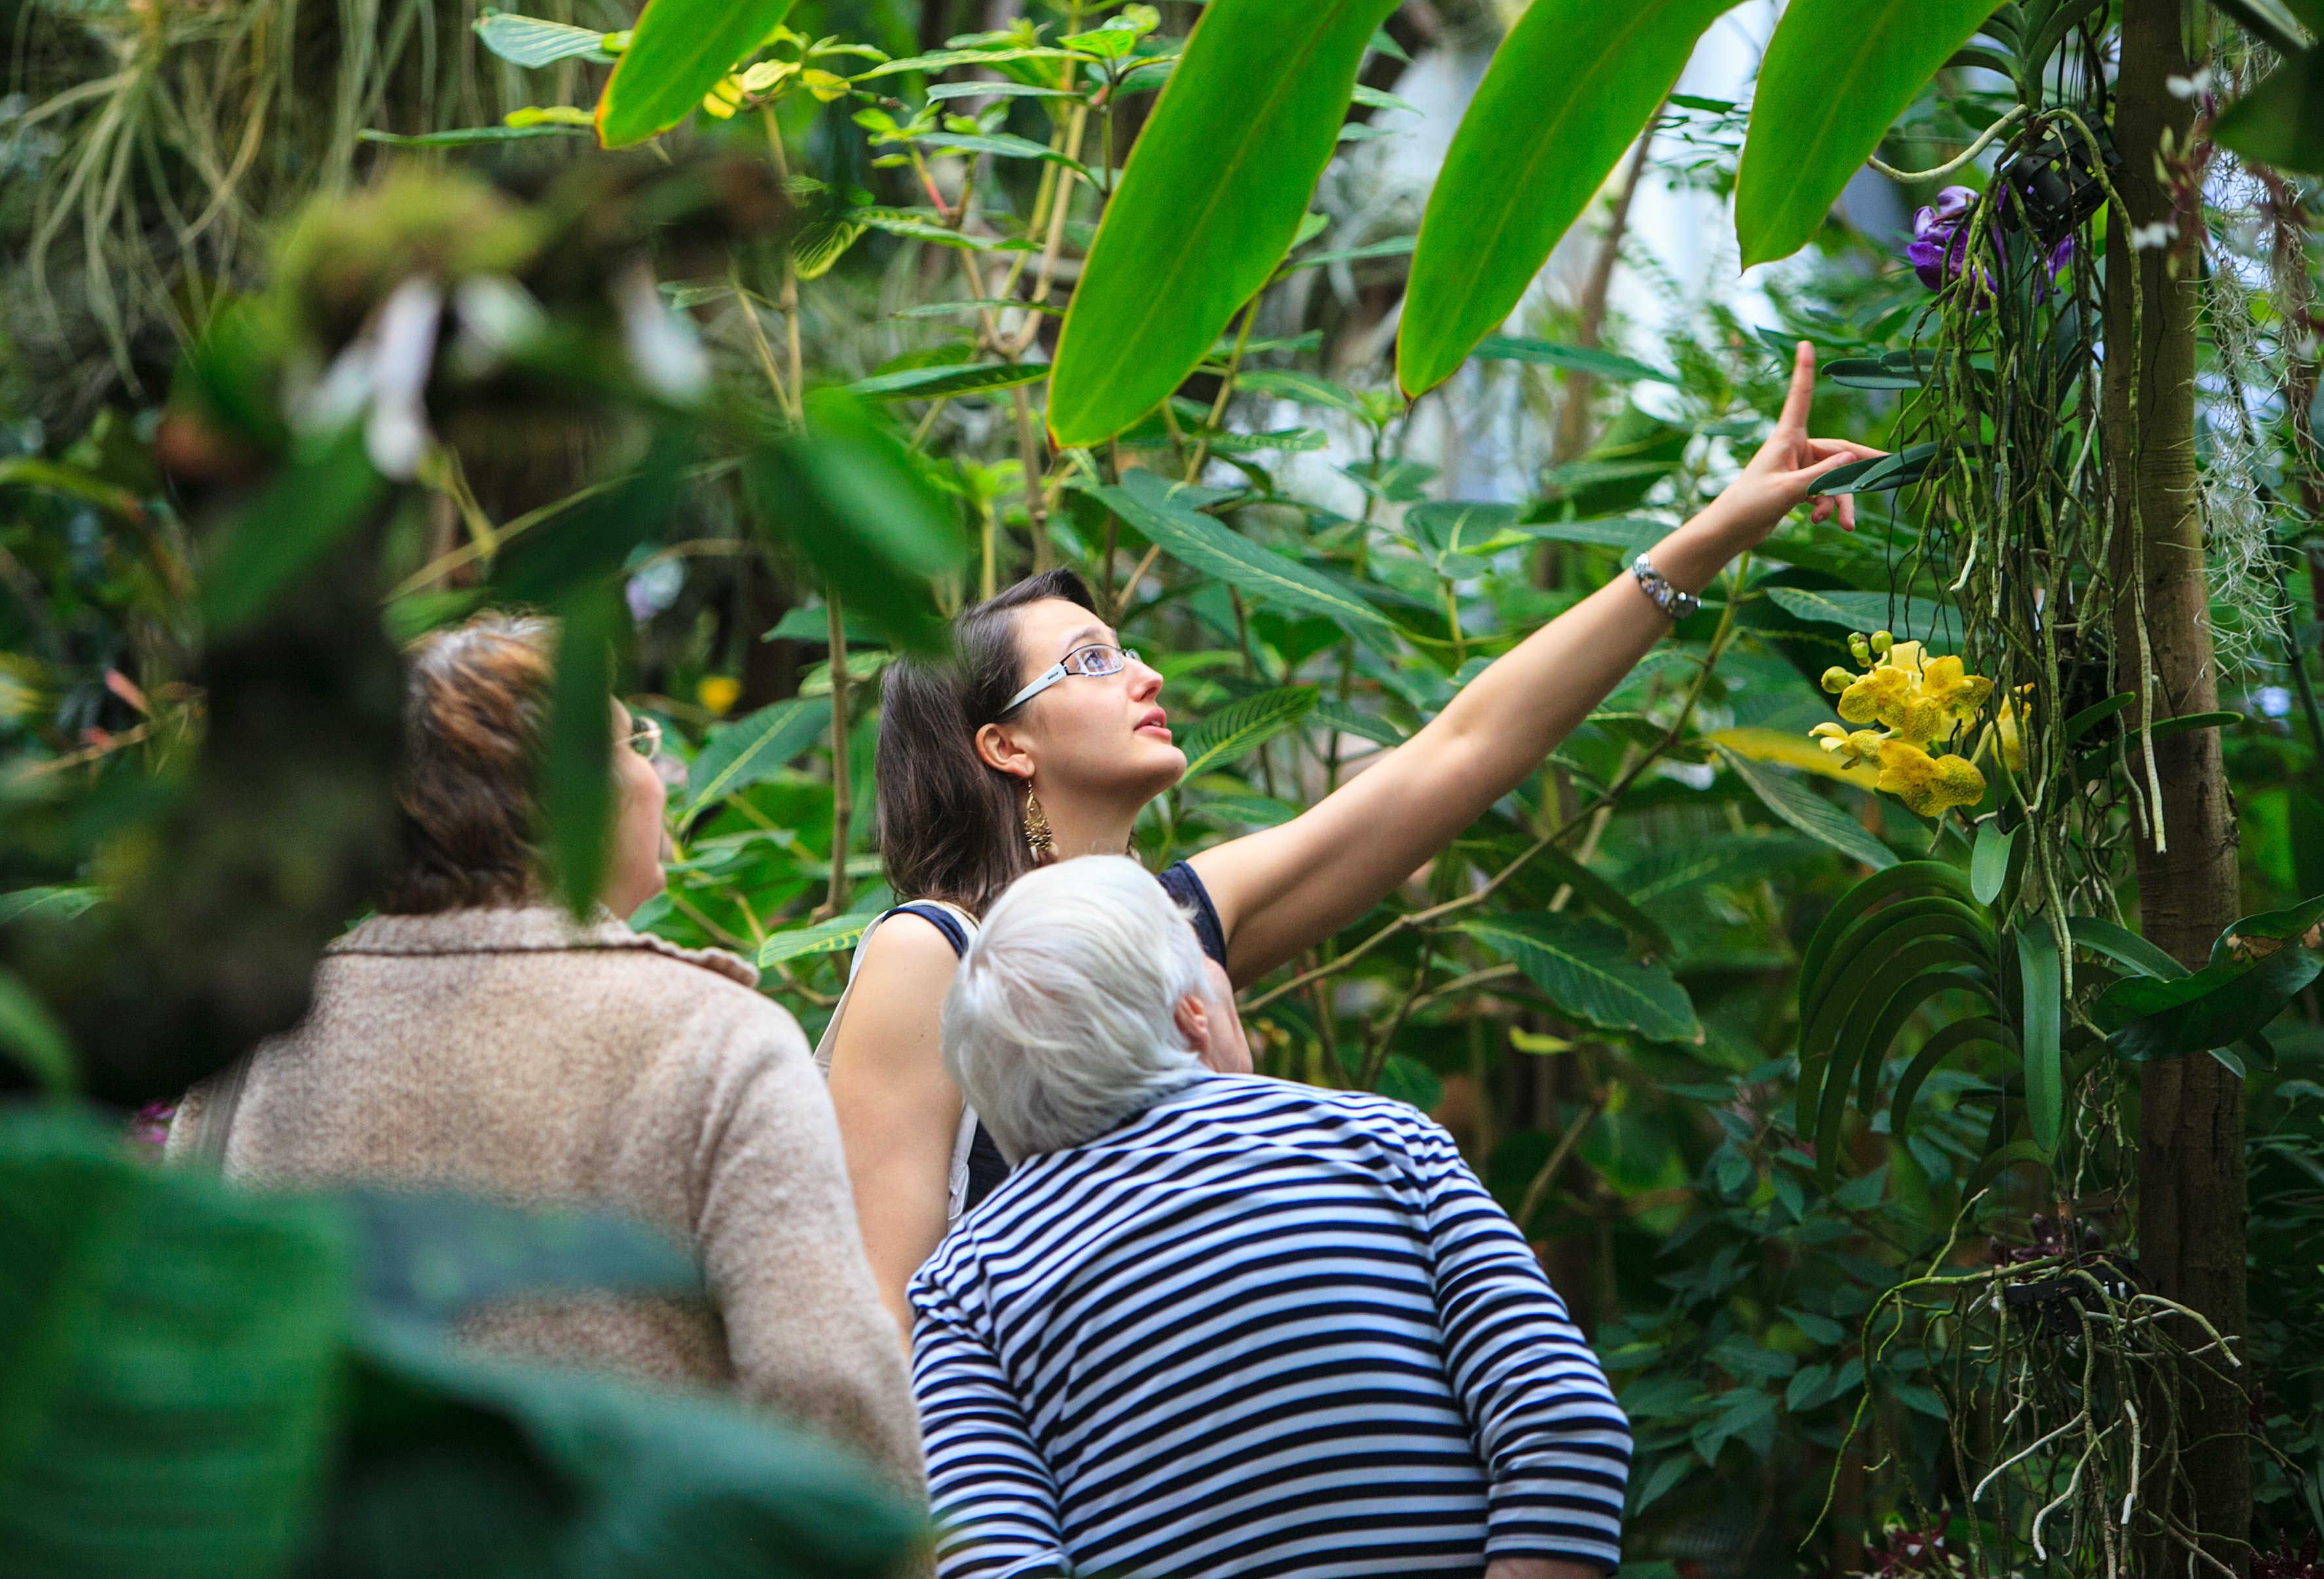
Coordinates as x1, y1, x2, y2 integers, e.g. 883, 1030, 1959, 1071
885, 861, 1230, 1216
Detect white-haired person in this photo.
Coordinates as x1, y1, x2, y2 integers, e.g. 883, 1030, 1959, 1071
910, 856, 1632, 1579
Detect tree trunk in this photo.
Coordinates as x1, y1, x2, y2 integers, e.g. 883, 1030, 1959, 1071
2104, 1, 2249, 1570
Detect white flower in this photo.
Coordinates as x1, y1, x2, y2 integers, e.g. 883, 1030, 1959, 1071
2166, 69, 2213, 100
615, 263, 709, 404
2128, 220, 2177, 251
449, 274, 545, 379
366, 275, 444, 480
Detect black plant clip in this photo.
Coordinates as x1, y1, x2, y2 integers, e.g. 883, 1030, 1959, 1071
1995, 122, 2122, 252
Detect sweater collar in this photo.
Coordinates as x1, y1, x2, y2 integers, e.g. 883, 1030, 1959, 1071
327, 905, 759, 989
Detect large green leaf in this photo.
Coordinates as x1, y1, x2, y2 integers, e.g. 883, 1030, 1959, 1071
1180, 685, 1318, 778
1396, 0, 1731, 397
743, 393, 967, 655
1732, 0, 1997, 268
683, 697, 834, 814
2067, 915, 2186, 981
1460, 911, 1701, 1045
1094, 471, 1391, 634
2213, 43, 2324, 175
1046, 0, 1403, 445
544, 585, 620, 916
1472, 336, 1676, 384
1761, 586, 1951, 640
1717, 747, 1897, 872
2017, 928, 2064, 1152
595, 0, 798, 147
0, 1107, 350, 1576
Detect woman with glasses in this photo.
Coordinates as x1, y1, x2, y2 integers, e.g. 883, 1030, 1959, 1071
168, 613, 925, 1492
826, 344, 1877, 1332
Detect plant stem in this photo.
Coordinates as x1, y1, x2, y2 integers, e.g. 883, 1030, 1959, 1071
817, 593, 852, 920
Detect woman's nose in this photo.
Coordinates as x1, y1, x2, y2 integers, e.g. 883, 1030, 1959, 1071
1128, 661, 1162, 700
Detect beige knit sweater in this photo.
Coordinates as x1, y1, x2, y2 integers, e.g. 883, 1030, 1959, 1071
166, 905, 924, 1493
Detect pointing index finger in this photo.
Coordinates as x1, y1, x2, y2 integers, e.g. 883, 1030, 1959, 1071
1776, 339, 1817, 431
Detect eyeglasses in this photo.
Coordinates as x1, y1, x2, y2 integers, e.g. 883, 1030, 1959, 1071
999, 643, 1139, 716
622, 717, 663, 759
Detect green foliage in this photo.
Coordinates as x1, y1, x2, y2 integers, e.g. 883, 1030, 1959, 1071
1046, 0, 1403, 443
1397, 0, 1730, 397
596, 0, 800, 147
1731, 0, 1998, 268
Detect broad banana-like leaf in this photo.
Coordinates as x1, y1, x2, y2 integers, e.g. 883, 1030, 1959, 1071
1461, 911, 1701, 1045
596, 0, 797, 147
1397, 0, 1733, 398
2213, 45, 2324, 177
1733, 0, 1995, 269
1047, 0, 1403, 445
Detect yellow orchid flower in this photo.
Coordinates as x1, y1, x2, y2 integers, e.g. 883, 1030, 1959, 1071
1838, 664, 1914, 726
1810, 723, 1885, 767
1875, 739, 1987, 817
1921, 653, 1993, 723
1996, 690, 2030, 772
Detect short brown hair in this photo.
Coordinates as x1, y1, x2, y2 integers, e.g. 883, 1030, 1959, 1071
876, 569, 1097, 916
381, 612, 557, 913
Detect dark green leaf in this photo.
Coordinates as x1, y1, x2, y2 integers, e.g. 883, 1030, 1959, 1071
1181, 686, 1318, 778
1473, 336, 1677, 384
0, 887, 103, 927
2063, 691, 2135, 740
200, 430, 386, 634
2017, 928, 2064, 1151
1760, 585, 1949, 638
847, 360, 1048, 399
1376, 1053, 1443, 1112
1460, 911, 1702, 1045
1096, 471, 1391, 633
1530, 845, 1674, 954
684, 697, 834, 812
1272, 235, 1418, 274
543, 585, 619, 915
1821, 358, 1923, 390
2211, 0, 2315, 54
1309, 700, 1404, 748
0, 1108, 349, 1575
1802, 443, 1940, 498
2067, 915, 2186, 981
357, 125, 594, 147
1718, 747, 1897, 872
2225, 47, 2324, 177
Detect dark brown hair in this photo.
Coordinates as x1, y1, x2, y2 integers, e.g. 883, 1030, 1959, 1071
877, 569, 1098, 916
380, 612, 557, 914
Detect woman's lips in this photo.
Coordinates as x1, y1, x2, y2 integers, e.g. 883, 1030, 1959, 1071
1136, 709, 1171, 740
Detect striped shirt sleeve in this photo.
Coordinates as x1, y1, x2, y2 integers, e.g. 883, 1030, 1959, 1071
912, 1280, 1069, 1579
1408, 1119, 1633, 1570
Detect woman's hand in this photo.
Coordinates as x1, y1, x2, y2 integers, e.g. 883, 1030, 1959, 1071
1713, 340, 1888, 535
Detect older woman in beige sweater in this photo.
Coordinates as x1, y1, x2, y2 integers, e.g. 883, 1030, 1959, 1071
167, 613, 923, 1492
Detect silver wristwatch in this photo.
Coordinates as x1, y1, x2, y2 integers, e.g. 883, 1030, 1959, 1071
1629, 554, 1701, 624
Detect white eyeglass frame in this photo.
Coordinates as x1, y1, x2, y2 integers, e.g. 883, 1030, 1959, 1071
999, 644, 1139, 716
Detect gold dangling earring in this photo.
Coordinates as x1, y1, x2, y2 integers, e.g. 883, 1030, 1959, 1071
1022, 780, 1054, 862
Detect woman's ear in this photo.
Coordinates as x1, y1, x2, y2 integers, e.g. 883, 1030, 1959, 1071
974, 721, 1034, 780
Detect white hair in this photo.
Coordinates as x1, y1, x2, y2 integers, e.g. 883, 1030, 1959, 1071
941, 856, 1209, 1162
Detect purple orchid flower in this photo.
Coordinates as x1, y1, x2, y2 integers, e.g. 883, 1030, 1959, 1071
1907, 186, 1980, 290
1905, 184, 2076, 297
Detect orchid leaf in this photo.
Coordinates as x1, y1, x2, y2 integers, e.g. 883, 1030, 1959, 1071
596, 0, 799, 147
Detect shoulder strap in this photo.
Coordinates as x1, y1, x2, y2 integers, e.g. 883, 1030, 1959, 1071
176, 1052, 253, 1171
810, 900, 980, 1077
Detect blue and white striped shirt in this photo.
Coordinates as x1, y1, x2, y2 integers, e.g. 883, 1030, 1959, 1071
909, 1074, 1632, 1578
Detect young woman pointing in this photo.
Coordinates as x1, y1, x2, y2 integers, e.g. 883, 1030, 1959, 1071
821, 343, 1878, 1332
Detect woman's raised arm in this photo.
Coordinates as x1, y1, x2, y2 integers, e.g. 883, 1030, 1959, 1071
1190, 343, 1881, 983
